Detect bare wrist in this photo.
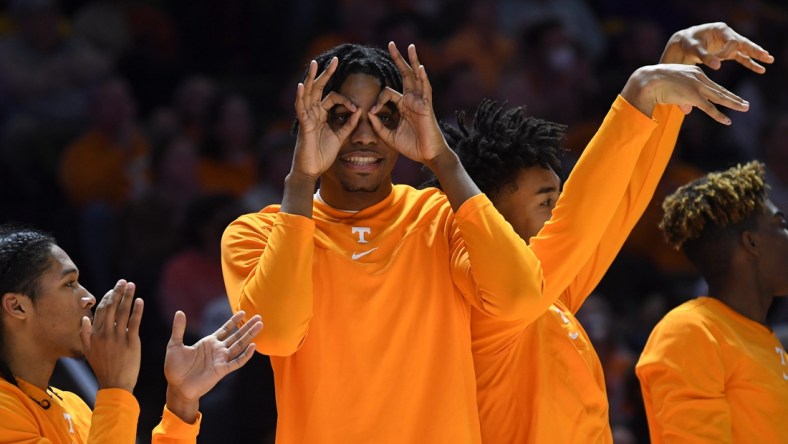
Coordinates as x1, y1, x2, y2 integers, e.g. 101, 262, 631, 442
165, 385, 200, 424
621, 66, 658, 118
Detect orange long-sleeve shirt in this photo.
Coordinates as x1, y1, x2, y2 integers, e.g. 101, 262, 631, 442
472, 97, 685, 443
636, 297, 788, 444
0, 378, 201, 443
221, 189, 546, 443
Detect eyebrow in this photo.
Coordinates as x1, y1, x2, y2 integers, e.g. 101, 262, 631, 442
60, 267, 78, 278
535, 186, 559, 195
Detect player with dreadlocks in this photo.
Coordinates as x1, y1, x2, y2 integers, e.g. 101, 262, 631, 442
426, 22, 773, 443
636, 161, 788, 443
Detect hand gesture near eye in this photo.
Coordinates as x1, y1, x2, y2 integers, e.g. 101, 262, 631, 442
368, 42, 449, 166
292, 58, 360, 179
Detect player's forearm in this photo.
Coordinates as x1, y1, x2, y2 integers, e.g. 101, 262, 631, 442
280, 171, 318, 218
427, 149, 481, 212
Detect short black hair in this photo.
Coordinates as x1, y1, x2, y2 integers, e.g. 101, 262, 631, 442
424, 99, 566, 198
292, 43, 403, 135
0, 225, 57, 385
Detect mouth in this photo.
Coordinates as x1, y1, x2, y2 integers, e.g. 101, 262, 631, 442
339, 151, 384, 172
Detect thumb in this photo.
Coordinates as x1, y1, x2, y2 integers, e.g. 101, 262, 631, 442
679, 104, 693, 115
80, 316, 92, 355
170, 311, 187, 346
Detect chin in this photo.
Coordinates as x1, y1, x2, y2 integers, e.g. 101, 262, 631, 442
340, 178, 382, 193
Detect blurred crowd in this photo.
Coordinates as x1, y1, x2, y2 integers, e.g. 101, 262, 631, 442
0, 0, 786, 442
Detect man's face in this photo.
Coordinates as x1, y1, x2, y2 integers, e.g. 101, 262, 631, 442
756, 199, 788, 296
28, 245, 96, 360
491, 165, 561, 242
319, 73, 400, 209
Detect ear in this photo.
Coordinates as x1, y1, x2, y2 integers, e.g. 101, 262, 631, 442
1, 293, 30, 321
741, 231, 760, 257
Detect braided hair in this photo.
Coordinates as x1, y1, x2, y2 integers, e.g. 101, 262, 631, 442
0, 225, 56, 385
659, 161, 768, 277
292, 43, 403, 135
423, 99, 566, 198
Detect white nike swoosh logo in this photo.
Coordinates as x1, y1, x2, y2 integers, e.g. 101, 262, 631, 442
568, 331, 579, 340
351, 248, 379, 260
783, 372, 788, 381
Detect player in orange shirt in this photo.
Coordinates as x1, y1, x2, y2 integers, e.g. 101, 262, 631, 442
428, 23, 772, 443
0, 225, 263, 443
636, 161, 788, 443
222, 42, 548, 443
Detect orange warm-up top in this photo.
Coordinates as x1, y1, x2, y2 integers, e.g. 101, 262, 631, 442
472, 97, 685, 443
221, 187, 547, 443
637, 297, 788, 444
0, 378, 201, 443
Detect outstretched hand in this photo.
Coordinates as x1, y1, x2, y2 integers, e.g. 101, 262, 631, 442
163, 310, 262, 423
621, 64, 749, 124
368, 42, 449, 166
661, 22, 774, 72
81, 279, 143, 393
292, 57, 360, 179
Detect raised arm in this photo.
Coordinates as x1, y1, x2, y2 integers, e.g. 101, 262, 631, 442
558, 22, 771, 312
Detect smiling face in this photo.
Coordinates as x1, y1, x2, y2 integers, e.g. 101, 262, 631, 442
28, 245, 96, 360
319, 73, 400, 210
491, 165, 561, 242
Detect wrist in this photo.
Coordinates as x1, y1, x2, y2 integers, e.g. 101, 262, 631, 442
165, 385, 200, 424
621, 66, 658, 118
425, 147, 458, 174
660, 33, 694, 65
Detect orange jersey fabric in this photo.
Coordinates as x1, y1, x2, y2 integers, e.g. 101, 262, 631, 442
221, 189, 546, 443
472, 98, 685, 443
58, 129, 150, 208
636, 297, 788, 444
0, 378, 201, 443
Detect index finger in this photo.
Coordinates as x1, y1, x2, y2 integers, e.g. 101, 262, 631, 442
310, 57, 339, 103
114, 281, 136, 332
388, 42, 416, 90
94, 280, 126, 332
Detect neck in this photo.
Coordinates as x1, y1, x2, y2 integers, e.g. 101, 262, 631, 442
4, 335, 57, 391
318, 182, 393, 212
707, 279, 774, 325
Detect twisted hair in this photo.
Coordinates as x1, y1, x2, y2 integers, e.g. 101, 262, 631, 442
660, 161, 767, 250
292, 43, 403, 135
424, 99, 566, 198
0, 225, 56, 385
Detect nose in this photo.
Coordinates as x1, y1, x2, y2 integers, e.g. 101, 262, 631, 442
81, 288, 96, 309
350, 115, 378, 146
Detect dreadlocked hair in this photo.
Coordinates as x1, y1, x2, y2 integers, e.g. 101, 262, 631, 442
0, 225, 56, 386
291, 43, 403, 135
660, 161, 768, 251
423, 99, 566, 197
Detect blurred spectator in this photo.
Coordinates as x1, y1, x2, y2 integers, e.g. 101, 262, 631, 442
59, 76, 149, 208
0, 0, 109, 127
172, 74, 217, 145
58, 76, 149, 290
0, 0, 110, 200
497, 0, 606, 59
158, 194, 241, 340
441, 0, 514, 96
197, 92, 258, 197
497, 17, 596, 125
